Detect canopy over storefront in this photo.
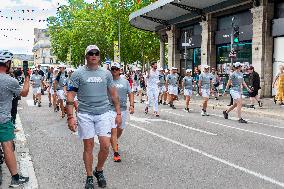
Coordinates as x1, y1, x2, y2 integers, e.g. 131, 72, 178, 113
129, 0, 249, 31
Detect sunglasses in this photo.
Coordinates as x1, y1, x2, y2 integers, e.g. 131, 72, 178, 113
87, 50, 100, 56
111, 67, 120, 71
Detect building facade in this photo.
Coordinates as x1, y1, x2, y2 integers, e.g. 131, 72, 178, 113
32, 28, 57, 66
130, 0, 284, 97
12, 54, 34, 68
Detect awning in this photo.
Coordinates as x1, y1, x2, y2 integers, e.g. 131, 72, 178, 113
129, 0, 246, 31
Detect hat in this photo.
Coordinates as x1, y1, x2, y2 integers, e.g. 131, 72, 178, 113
85, 45, 100, 55
186, 69, 192, 73
171, 67, 177, 70
111, 62, 121, 69
203, 65, 210, 69
158, 67, 164, 71
248, 66, 254, 70
233, 62, 242, 68
58, 64, 65, 68
165, 69, 169, 72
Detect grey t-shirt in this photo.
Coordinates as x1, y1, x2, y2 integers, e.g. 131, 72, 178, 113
158, 73, 166, 87
230, 71, 244, 92
183, 76, 193, 90
30, 74, 43, 88
56, 72, 67, 90
110, 78, 131, 111
70, 66, 114, 115
199, 73, 213, 89
0, 73, 21, 124
167, 73, 178, 87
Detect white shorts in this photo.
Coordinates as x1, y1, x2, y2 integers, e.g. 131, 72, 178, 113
230, 90, 241, 100
168, 85, 178, 96
77, 111, 113, 139
57, 89, 65, 100
159, 86, 166, 93
184, 89, 193, 96
110, 110, 127, 129
50, 87, 54, 95
33, 87, 41, 95
201, 89, 210, 98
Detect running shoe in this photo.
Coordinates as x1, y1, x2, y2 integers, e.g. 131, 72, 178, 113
201, 110, 206, 116
56, 105, 60, 111
113, 152, 121, 162
215, 97, 219, 100
33, 100, 36, 105
49, 102, 52, 107
205, 112, 209, 116
9, 175, 29, 188
258, 101, 263, 107
38, 102, 41, 107
185, 108, 189, 112
223, 111, 228, 119
238, 118, 248, 124
163, 102, 167, 105
85, 177, 94, 189
159, 100, 162, 104
144, 107, 148, 114
154, 112, 160, 117
171, 105, 176, 109
94, 169, 107, 188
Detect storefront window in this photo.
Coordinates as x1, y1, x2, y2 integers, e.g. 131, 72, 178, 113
216, 42, 252, 74
180, 48, 201, 76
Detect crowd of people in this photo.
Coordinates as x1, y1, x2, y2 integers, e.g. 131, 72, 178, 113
1, 45, 284, 188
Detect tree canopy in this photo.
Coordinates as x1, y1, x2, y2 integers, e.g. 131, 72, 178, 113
48, 0, 160, 67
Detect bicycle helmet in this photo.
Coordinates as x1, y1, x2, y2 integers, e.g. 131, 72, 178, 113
0, 50, 13, 73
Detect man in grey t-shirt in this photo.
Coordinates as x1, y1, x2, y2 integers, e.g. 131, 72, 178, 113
66, 45, 122, 189
109, 62, 134, 163
30, 68, 44, 107
0, 52, 30, 187
166, 67, 179, 109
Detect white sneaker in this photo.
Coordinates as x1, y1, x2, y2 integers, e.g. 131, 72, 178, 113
205, 112, 209, 116
201, 110, 206, 116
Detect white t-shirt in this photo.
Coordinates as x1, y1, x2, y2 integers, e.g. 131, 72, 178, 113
147, 69, 159, 89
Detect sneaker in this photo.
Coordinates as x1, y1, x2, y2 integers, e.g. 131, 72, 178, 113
238, 118, 248, 124
163, 102, 167, 105
38, 102, 41, 107
159, 100, 162, 104
113, 152, 121, 162
9, 175, 29, 188
56, 105, 60, 111
85, 177, 94, 189
205, 112, 209, 116
185, 108, 189, 112
171, 105, 176, 109
223, 111, 228, 119
258, 101, 263, 107
93, 170, 107, 188
49, 102, 52, 107
215, 97, 219, 100
33, 100, 36, 105
201, 110, 206, 116
54, 108, 58, 112
154, 112, 160, 117
144, 107, 148, 114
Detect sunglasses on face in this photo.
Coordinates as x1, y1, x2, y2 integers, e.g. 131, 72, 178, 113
111, 67, 120, 71
87, 50, 100, 56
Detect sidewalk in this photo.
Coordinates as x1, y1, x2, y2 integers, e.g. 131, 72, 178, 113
175, 95, 284, 118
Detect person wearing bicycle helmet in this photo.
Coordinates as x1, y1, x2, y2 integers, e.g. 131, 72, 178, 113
0, 50, 30, 187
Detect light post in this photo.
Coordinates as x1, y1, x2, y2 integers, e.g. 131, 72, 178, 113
231, 16, 235, 65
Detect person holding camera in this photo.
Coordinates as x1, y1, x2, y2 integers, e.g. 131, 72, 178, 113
0, 50, 30, 187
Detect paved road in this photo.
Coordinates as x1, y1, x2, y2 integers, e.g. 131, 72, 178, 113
5, 93, 284, 189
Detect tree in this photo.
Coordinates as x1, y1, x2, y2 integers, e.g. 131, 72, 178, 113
48, 0, 159, 67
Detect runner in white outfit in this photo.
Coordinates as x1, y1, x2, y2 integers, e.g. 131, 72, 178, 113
145, 62, 160, 117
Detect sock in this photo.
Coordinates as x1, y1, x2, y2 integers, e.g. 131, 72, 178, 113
12, 173, 19, 180
87, 176, 93, 180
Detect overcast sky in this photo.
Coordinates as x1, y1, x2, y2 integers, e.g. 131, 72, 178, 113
0, 0, 93, 55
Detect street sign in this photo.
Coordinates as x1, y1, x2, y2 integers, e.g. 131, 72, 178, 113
182, 43, 190, 47
229, 49, 237, 58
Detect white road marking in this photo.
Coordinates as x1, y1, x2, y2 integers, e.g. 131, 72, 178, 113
128, 123, 284, 188
161, 109, 185, 117
207, 121, 284, 140
26, 100, 35, 107
15, 115, 39, 189
129, 116, 217, 136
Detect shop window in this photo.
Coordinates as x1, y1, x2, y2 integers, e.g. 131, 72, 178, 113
276, 2, 284, 18
218, 11, 252, 31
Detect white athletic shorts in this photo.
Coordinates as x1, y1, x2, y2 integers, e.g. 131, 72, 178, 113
230, 90, 241, 100
184, 89, 193, 96
33, 87, 41, 95
201, 89, 210, 98
110, 110, 127, 129
168, 85, 178, 96
57, 89, 65, 100
77, 111, 113, 139
159, 86, 166, 93
49, 87, 54, 95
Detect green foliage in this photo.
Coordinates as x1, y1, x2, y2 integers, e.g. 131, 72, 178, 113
48, 0, 159, 67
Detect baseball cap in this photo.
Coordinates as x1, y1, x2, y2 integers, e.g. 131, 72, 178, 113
158, 67, 164, 71
171, 67, 177, 70
58, 64, 65, 68
186, 69, 192, 73
203, 65, 210, 69
85, 45, 100, 55
111, 62, 121, 69
234, 62, 242, 68
248, 65, 254, 70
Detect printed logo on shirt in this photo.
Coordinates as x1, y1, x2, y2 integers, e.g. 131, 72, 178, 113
115, 84, 124, 88
86, 77, 103, 83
